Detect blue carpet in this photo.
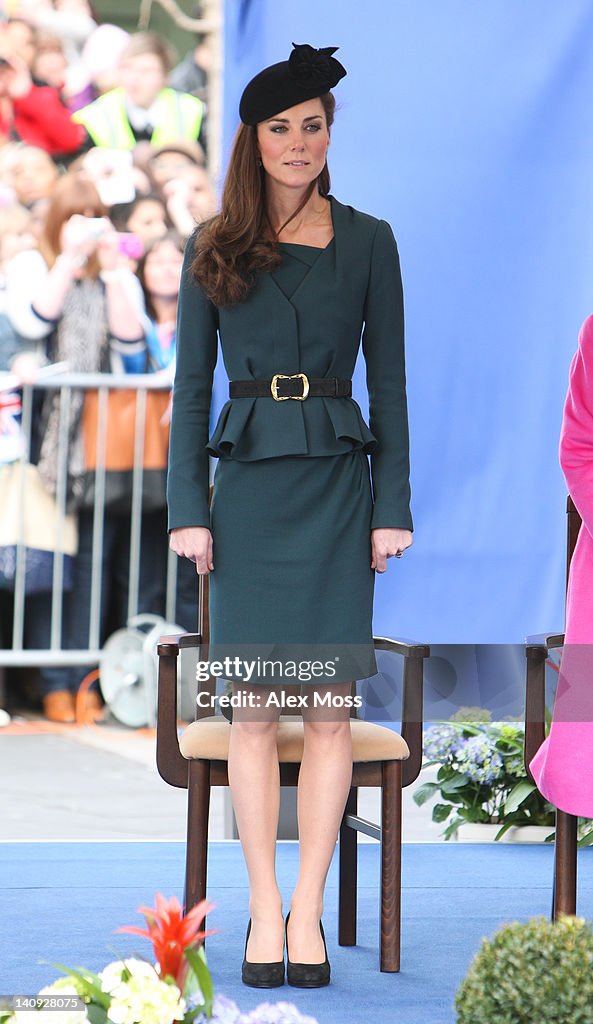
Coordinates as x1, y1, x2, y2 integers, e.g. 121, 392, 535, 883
1, 842, 592, 1024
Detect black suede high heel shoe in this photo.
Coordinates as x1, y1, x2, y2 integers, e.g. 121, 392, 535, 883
241, 918, 285, 988
285, 911, 331, 988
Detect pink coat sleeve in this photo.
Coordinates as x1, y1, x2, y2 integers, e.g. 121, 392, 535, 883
559, 314, 593, 538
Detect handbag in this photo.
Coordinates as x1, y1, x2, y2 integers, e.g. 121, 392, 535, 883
80, 387, 171, 513
0, 461, 78, 593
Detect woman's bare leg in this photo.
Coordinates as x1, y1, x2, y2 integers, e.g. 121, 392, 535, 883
227, 682, 284, 961
287, 682, 353, 962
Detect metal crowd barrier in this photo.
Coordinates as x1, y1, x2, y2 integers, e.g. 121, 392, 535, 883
0, 370, 185, 669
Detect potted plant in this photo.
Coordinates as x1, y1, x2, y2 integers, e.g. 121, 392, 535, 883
454, 915, 593, 1022
413, 708, 556, 841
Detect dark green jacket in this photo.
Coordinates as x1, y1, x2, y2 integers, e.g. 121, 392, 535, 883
167, 193, 413, 533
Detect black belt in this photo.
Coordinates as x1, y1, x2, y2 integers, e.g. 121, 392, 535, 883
229, 373, 352, 401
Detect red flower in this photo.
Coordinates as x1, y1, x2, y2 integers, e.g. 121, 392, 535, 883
117, 894, 218, 987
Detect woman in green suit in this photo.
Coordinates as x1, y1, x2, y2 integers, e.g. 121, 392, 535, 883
167, 42, 413, 988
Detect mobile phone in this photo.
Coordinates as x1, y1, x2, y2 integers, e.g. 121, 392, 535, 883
117, 232, 144, 260
92, 149, 136, 206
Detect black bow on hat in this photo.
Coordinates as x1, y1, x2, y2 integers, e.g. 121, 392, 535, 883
239, 41, 347, 126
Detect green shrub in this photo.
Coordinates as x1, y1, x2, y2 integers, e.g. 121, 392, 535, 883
455, 915, 593, 1023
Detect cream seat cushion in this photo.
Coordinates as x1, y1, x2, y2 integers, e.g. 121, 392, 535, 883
179, 714, 410, 763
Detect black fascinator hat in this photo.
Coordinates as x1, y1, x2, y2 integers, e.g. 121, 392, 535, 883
239, 42, 347, 126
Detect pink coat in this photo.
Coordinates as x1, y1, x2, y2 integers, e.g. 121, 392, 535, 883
529, 314, 593, 816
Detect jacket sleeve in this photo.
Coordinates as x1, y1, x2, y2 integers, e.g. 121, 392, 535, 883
361, 218, 413, 531
167, 232, 218, 531
5, 250, 53, 341
559, 315, 593, 538
13, 84, 87, 156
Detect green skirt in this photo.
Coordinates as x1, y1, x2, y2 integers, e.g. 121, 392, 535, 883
207, 449, 378, 685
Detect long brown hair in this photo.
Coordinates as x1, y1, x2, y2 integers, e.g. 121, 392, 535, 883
39, 174, 107, 278
191, 92, 336, 307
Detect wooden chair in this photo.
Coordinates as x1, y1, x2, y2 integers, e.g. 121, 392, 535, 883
524, 495, 581, 917
156, 545, 429, 972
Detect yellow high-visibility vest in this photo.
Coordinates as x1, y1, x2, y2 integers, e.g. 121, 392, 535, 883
72, 87, 204, 149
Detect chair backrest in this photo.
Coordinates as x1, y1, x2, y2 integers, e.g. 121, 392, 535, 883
566, 495, 582, 589
516, 498, 582, 775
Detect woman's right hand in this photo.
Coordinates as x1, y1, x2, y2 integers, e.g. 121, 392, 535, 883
60, 214, 106, 260
169, 526, 214, 574
10, 352, 43, 385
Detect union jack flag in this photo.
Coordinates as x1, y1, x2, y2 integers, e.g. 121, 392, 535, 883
0, 386, 25, 463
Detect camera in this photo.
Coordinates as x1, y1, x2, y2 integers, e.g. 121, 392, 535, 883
84, 217, 108, 241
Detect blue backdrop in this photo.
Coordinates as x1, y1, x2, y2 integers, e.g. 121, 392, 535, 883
212, 0, 593, 643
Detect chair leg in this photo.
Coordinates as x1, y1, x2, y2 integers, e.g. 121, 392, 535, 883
380, 760, 402, 972
339, 786, 358, 946
553, 809, 578, 918
184, 759, 211, 938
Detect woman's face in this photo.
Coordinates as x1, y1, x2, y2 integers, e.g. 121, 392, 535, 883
256, 98, 329, 191
119, 52, 166, 109
127, 199, 167, 245
0, 222, 35, 267
14, 149, 59, 206
149, 151, 195, 189
33, 44, 68, 89
143, 240, 183, 299
4, 21, 36, 69
177, 166, 216, 222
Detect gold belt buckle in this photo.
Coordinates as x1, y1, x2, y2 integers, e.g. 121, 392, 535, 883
270, 372, 310, 401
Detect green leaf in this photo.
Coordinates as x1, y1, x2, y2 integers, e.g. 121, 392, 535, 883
184, 947, 214, 1016
459, 806, 490, 824
181, 960, 203, 1004
48, 963, 110, 1010
457, 723, 483, 735
493, 820, 514, 841
412, 782, 440, 806
440, 775, 472, 794
432, 802, 453, 823
86, 1005, 109, 1024
503, 779, 536, 814
442, 816, 463, 840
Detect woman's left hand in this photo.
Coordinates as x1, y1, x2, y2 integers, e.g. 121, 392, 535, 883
371, 528, 413, 573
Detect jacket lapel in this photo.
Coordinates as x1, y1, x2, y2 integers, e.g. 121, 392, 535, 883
263, 193, 340, 310
243, 195, 346, 373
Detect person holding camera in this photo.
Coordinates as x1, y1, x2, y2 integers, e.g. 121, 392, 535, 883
5, 172, 150, 722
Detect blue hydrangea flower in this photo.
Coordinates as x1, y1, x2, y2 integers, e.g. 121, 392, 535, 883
192, 995, 320, 1024
239, 1003, 319, 1024
192, 993, 242, 1023
423, 724, 463, 762
455, 734, 504, 785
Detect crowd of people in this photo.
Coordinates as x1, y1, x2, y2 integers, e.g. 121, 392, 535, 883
0, 1, 218, 724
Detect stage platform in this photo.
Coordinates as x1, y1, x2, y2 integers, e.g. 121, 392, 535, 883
2, 840, 592, 1024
